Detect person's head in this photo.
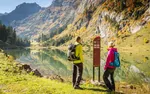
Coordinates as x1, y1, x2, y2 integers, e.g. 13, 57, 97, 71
76, 36, 81, 43
108, 41, 115, 48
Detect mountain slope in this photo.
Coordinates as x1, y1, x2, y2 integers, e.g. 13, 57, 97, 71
0, 2, 41, 25
12, 0, 81, 39
50, 0, 150, 47
0, 13, 3, 16
2, 0, 149, 46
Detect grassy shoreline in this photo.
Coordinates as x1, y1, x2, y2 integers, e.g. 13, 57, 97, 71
0, 49, 150, 94
0, 50, 107, 94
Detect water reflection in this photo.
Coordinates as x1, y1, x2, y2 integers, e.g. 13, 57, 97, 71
5, 49, 150, 84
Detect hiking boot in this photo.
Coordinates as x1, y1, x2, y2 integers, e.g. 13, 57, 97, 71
74, 86, 83, 90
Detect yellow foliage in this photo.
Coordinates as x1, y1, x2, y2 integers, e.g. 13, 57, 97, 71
91, 36, 96, 41
116, 38, 121, 44
110, 37, 116, 41
125, 31, 130, 35
118, 31, 122, 36
74, 27, 87, 37
67, 24, 76, 32
67, 24, 73, 30
80, 27, 86, 32
144, 38, 149, 44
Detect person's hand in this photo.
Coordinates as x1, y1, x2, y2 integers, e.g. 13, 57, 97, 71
104, 66, 107, 70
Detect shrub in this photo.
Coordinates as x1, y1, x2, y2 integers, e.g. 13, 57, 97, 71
144, 38, 149, 44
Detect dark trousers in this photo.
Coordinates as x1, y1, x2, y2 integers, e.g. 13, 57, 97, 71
72, 63, 83, 87
103, 68, 115, 91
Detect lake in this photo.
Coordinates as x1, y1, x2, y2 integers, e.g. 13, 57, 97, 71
5, 48, 150, 84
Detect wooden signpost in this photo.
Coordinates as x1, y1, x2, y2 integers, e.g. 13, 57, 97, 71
93, 36, 101, 82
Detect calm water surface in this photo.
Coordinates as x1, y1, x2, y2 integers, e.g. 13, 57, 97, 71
5, 48, 150, 84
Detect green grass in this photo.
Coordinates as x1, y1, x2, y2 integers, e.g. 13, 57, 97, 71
117, 22, 150, 76
0, 51, 110, 94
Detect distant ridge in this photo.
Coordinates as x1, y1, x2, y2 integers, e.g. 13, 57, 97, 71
0, 2, 42, 25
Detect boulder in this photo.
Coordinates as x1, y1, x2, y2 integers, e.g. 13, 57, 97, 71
32, 69, 43, 77
22, 64, 32, 72
49, 75, 64, 82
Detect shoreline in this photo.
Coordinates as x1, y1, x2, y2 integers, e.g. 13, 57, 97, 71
0, 48, 150, 93
0, 48, 65, 82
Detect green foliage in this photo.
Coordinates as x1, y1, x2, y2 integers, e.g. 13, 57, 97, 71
0, 23, 30, 46
104, 0, 148, 17
0, 24, 8, 42
133, 8, 146, 20
104, 16, 120, 30
37, 25, 68, 44
38, 34, 49, 42
105, 0, 126, 12
16, 37, 30, 47
83, 5, 97, 21
49, 25, 67, 39
48, 35, 72, 46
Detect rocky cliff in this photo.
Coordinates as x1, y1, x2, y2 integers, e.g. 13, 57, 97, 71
52, 0, 150, 46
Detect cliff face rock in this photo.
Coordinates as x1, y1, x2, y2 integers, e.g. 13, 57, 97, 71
84, 0, 150, 43
130, 7, 150, 34
52, 0, 149, 46
77, 0, 105, 14
0, 3, 41, 25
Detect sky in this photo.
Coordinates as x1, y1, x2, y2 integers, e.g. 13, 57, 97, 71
0, 0, 53, 13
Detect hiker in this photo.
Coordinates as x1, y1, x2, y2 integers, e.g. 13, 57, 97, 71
72, 36, 84, 89
103, 41, 117, 92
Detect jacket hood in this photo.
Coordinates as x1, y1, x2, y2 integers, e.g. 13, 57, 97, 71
108, 47, 117, 52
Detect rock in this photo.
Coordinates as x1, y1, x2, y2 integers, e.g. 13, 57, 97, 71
18, 64, 43, 77
131, 25, 142, 34
134, 87, 136, 89
140, 20, 147, 26
121, 85, 127, 88
43, 76, 49, 79
130, 85, 134, 89
4, 68, 9, 72
22, 64, 32, 73
49, 75, 64, 82
121, 84, 137, 90
129, 65, 141, 73
32, 69, 43, 77
90, 80, 105, 87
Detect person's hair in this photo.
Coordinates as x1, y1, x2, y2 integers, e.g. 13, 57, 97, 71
76, 36, 81, 42
108, 41, 115, 47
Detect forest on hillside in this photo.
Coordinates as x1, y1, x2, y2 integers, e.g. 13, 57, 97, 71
0, 21, 30, 47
